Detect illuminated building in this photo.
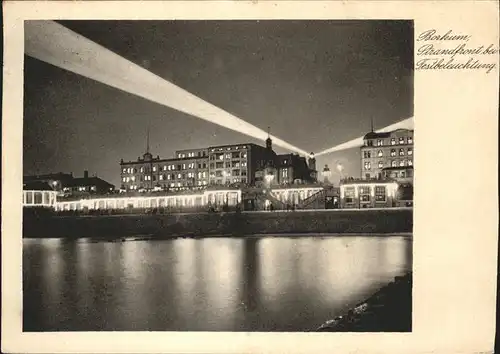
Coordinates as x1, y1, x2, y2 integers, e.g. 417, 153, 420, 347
253, 133, 317, 187
55, 189, 242, 212
338, 127, 414, 208
360, 129, 414, 182
339, 179, 399, 209
120, 134, 317, 192
61, 170, 115, 197
23, 171, 115, 197
22, 181, 58, 208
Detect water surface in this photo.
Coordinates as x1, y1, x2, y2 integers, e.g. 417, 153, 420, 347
23, 235, 412, 331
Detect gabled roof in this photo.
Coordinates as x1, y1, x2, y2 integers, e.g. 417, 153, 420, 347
64, 177, 114, 188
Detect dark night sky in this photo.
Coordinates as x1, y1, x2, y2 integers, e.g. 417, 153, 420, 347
23, 20, 413, 187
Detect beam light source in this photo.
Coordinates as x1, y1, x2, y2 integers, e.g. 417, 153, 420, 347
25, 21, 310, 156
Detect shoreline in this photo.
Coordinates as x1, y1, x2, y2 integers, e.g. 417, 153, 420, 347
316, 272, 412, 332
23, 232, 413, 240
23, 208, 413, 239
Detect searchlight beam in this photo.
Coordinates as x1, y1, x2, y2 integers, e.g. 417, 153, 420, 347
24, 21, 310, 156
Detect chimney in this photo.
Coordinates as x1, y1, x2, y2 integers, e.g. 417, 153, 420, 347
84, 170, 89, 179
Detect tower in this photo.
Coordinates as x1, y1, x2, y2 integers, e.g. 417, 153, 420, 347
322, 164, 331, 184
143, 126, 152, 161
308, 152, 316, 171
265, 126, 272, 150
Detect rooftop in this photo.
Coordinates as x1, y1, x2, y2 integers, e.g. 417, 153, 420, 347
23, 181, 55, 191
64, 176, 114, 188
340, 177, 398, 185
363, 131, 392, 140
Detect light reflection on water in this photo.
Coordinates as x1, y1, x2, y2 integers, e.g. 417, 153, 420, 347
23, 235, 412, 332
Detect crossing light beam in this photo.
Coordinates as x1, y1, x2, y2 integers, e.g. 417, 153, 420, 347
24, 21, 310, 157
315, 117, 414, 156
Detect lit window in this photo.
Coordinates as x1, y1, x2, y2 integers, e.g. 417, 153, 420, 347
131, 176, 136, 182
391, 138, 396, 145
202, 172, 207, 178
408, 137, 413, 144
242, 153, 247, 158
375, 186, 386, 202
344, 187, 355, 203
177, 174, 182, 179
399, 148, 405, 156
167, 175, 171, 180
377, 140, 384, 146
125, 177, 130, 182
377, 150, 383, 157
408, 160, 413, 166
170, 183, 175, 188
182, 164, 186, 169
364, 162, 371, 170
159, 175, 164, 180
390, 149, 396, 157
153, 166, 157, 172
122, 177, 126, 182
408, 148, 413, 156
391, 160, 397, 167
399, 137, 405, 145
399, 160, 405, 167
91, 186, 96, 191
122, 168, 127, 173
140, 167, 144, 173
378, 161, 384, 168
241, 162, 247, 167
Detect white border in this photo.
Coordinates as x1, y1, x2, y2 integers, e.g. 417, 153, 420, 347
2, 1, 499, 353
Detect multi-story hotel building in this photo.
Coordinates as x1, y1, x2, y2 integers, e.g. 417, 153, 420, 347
360, 128, 414, 182
119, 137, 317, 192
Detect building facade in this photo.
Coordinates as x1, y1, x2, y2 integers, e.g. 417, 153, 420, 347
61, 171, 115, 197
338, 128, 414, 209
339, 179, 399, 209
120, 138, 317, 192
360, 129, 414, 182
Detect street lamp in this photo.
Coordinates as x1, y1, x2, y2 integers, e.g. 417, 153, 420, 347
264, 173, 274, 185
